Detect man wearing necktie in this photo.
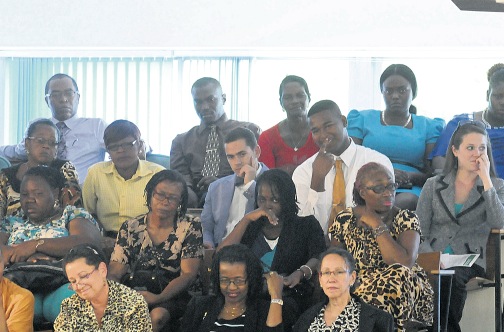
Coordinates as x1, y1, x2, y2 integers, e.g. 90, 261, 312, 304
0, 73, 107, 183
200, 127, 268, 249
292, 100, 394, 237
170, 77, 261, 208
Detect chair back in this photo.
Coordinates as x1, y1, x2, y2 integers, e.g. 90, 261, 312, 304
0, 156, 11, 170
146, 153, 170, 169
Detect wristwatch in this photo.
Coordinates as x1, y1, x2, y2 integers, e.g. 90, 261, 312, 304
35, 239, 45, 251
271, 298, 283, 306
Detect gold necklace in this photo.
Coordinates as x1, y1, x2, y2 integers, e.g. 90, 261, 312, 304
223, 305, 246, 317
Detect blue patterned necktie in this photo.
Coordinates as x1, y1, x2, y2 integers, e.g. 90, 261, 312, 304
56, 122, 69, 159
201, 125, 220, 177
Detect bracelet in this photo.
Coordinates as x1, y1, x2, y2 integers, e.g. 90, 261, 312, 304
271, 298, 283, 306
299, 264, 313, 280
372, 224, 389, 238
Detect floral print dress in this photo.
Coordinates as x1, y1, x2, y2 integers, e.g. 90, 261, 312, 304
110, 213, 204, 283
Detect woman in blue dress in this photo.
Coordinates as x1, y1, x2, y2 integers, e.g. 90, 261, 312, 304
430, 63, 504, 178
348, 64, 445, 210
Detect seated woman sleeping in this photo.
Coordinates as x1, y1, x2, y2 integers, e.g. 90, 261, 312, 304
0, 166, 101, 323
108, 169, 203, 332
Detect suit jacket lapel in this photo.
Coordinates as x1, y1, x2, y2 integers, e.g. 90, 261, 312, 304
436, 173, 458, 223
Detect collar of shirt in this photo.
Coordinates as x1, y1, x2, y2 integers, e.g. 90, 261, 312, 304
196, 113, 229, 134
52, 114, 81, 130
103, 160, 155, 179
337, 138, 356, 169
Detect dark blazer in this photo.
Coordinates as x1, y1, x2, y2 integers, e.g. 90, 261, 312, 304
417, 171, 504, 270
292, 295, 394, 332
240, 214, 326, 276
179, 295, 283, 332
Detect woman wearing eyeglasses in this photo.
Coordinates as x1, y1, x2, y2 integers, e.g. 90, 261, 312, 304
347, 64, 445, 211
417, 121, 504, 332
293, 248, 393, 332
0, 118, 82, 220
0, 166, 102, 324
328, 162, 434, 332
181, 244, 284, 332
54, 244, 152, 331
108, 169, 203, 332
82, 120, 164, 238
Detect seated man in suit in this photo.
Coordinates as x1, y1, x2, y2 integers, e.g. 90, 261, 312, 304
170, 77, 261, 208
201, 127, 267, 249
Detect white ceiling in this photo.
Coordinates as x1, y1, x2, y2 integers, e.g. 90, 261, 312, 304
1, 0, 503, 55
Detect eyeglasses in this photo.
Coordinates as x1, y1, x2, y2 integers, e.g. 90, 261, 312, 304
219, 277, 247, 287
107, 140, 137, 152
27, 137, 59, 147
68, 268, 97, 290
152, 191, 181, 204
193, 95, 218, 107
45, 90, 79, 100
383, 87, 410, 96
365, 183, 399, 194
319, 270, 349, 278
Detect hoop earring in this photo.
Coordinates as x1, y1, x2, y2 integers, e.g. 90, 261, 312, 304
53, 199, 60, 210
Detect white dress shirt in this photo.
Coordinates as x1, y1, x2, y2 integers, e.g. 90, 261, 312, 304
292, 139, 393, 234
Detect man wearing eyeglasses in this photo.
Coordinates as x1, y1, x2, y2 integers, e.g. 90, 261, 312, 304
292, 100, 393, 235
200, 127, 268, 249
0, 73, 107, 183
170, 77, 261, 208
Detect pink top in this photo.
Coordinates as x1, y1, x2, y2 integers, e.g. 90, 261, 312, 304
258, 124, 318, 175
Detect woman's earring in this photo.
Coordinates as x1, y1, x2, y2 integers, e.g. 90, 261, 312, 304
53, 199, 60, 209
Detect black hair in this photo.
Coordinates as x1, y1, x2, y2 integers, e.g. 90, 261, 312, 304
62, 244, 108, 277
144, 169, 188, 219
489, 67, 504, 90
23, 165, 66, 191
380, 64, 418, 114
487, 63, 504, 82
210, 244, 263, 305
307, 99, 342, 118
255, 169, 299, 220
191, 77, 222, 92
352, 162, 390, 206
103, 119, 141, 148
26, 118, 59, 139
279, 75, 311, 102
45, 73, 79, 95
224, 127, 257, 149
443, 122, 497, 177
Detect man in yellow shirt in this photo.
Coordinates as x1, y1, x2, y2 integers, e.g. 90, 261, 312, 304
0, 248, 35, 332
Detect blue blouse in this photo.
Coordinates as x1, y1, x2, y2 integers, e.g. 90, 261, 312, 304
347, 109, 445, 195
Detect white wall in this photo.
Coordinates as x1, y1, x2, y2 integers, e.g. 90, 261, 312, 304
0, 0, 503, 54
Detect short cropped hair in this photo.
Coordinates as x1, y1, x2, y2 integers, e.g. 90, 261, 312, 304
103, 120, 141, 148
26, 119, 59, 139
307, 99, 342, 118
62, 244, 108, 277
224, 127, 257, 149
279, 75, 311, 102
144, 169, 188, 220
45, 73, 79, 95
191, 77, 222, 92
24, 166, 66, 191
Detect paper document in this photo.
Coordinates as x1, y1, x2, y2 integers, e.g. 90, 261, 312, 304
441, 253, 479, 269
